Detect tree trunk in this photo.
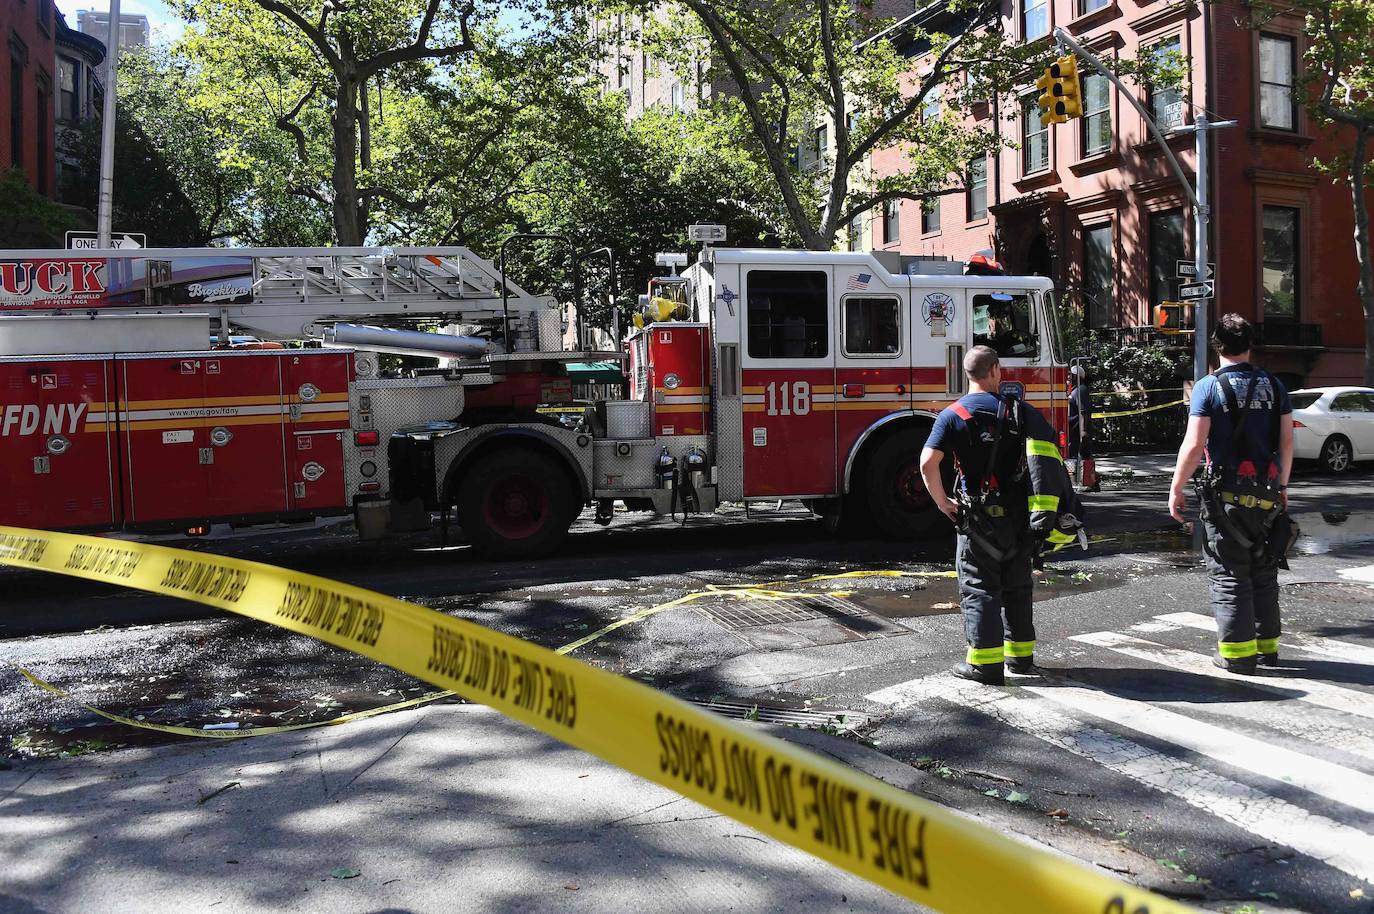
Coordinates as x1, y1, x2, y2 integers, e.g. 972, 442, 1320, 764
332, 79, 364, 246
1351, 128, 1374, 386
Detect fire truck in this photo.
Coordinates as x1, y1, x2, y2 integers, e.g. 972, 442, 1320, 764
0, 238, 1068, 557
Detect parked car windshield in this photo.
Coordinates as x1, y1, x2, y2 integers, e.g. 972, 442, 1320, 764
1290, 392, 1322, 409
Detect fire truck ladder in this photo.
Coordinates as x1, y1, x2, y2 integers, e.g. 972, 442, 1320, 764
9, 245, 621, 363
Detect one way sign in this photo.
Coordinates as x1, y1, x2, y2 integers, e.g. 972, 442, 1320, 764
65, 231, 146, 251
1178, 280, 1214, 300
1176, 259, 1214, 280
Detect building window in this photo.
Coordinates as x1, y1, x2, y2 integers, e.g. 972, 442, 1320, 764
1079, 0, 1110, 13
669, 81, 684, 110
58, 58, 78, 121
847, 215, 863, 252
1082, 224, 1113, 328
922, 83, 942, 122
967, 157, 987, 220
10, 56, 23, 171
843, 297, 902, 356
922, 197, 941, 234
36, 74, 49, 194
1262, 205, 1300, 319
882, 200, 899, 244
747, 270, 829, 359
1022, 96, 1049, 173
38, 0, 52, 34
1081, 71, 1111, 155
1148, 208, 1186, 310
1147, 37, 1185, 132
1023, 0, 1048, 40
1259, 35, 1297, 131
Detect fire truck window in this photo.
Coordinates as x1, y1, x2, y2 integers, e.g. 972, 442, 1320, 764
747, 270, 829, 359
972, 293, 1039, 359
843, 297, 901, 356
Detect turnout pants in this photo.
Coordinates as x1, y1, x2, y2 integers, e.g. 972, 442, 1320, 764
1201, 502, 1281, 659
956, 520, 1036, 666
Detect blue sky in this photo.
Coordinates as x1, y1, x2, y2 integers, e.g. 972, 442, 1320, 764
54, 0, 185, 43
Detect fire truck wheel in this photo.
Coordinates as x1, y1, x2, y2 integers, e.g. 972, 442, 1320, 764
864, 433, 946, 540
457, 448, 577, 559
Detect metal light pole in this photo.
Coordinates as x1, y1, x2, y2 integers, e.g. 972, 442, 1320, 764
96, 0, 122, 248
1176, 114, 1236, 381
1052, 28, 1234, 382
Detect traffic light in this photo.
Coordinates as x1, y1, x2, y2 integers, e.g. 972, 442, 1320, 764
1153, 301, 1190, 333
1036, 55, 1083, 125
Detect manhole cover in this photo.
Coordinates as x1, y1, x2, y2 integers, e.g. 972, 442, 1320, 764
686, 697, 871, 730
694, 593, 867, 631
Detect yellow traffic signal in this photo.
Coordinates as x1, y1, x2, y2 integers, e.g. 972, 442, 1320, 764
1036, 55, 1084, 125
1056, 55, 1082, 119
1036, 66, 1063, 126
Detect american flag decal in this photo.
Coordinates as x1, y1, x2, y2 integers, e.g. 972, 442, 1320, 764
846, 272, 872, 290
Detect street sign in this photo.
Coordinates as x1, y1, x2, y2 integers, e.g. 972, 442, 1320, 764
65, 231, 146, 250
1176, 260, 1214, 279
1178, 280, 1214, 300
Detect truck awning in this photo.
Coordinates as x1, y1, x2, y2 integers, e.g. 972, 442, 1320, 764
566, 361, 625, 383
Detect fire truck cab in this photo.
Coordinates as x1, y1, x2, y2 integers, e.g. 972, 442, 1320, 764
682, 248, 1066, 536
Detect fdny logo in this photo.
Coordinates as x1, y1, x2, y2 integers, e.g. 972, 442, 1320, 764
921, 292, 956, 326
1, 403, 88, 437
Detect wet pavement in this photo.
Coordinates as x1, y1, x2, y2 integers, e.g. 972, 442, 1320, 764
3, 467, 1374, 912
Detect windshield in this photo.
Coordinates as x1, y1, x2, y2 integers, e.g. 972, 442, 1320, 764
1043, 291, 1065, 365
1289, 392, 1322, 409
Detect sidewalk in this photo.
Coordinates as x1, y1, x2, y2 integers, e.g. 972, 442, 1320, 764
0, 704, 920, 914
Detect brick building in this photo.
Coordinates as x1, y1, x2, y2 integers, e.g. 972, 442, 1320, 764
2, 0, 59, 198
865, 0, 1368, 386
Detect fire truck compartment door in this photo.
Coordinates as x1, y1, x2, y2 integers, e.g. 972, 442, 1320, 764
739, 267, 836, 498
0, 356, 118, 529
285, 352, 351, 512
202, 353, 288, 517
910, 286, 968, 405
118, 355, 215, 524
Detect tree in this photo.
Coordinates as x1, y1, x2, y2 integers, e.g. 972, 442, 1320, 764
0, 169, 81, 248
515, 99, 776, 327
598, 0, 1041, 250
176, 0, 489, 245
1253, 0, 1374, 383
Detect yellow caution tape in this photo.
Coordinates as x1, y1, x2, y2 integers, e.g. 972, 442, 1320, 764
1089, 387, 1184, 399
0, 526, 1195, 914
1091, 398, 1187, 420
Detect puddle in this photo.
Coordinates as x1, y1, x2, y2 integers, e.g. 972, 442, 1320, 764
844, 568, 1136, 620
5, 679, 450, 760
1291, 511, 1374, 556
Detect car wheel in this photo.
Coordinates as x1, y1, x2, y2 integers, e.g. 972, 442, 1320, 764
1320, 435, 1353, 474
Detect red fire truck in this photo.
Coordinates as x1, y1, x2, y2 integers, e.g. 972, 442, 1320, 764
0, 239, 1068, 557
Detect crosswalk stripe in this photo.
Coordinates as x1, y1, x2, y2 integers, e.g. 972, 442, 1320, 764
1075, 630, 1374, 722
866, 676, 1374, 885
1150, 611, 1374, 665
1073, 631, 1374, 761
1019, 680, 1374, 815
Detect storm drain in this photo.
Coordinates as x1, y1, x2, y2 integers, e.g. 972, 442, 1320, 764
686, 697, 871, 730
694, 593, 868, 631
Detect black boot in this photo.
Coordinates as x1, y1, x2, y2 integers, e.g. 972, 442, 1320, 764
1256, 651, 1279, 668
952, 661, 1005, 686
1006, 655, 1036, 675
1213, 654, 1258, 675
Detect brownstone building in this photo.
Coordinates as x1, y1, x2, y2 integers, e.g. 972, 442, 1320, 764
867, 0, 1369, 386
2, 0, 58, 198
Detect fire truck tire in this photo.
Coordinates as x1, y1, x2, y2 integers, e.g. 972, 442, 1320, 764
456, 448, 577, 559
863, 433, 949, 540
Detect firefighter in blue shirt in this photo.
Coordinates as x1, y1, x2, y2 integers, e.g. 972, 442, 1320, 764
918, 346, 1081, 686
1170, 313, 1294, 674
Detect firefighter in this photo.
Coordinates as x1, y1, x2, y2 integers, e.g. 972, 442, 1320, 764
1169, 313, 1294, 674
919, 346, 1070, 686
1067, 365, 1098, 491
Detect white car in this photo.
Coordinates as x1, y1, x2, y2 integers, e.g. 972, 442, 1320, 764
1289, 386, 1374, 473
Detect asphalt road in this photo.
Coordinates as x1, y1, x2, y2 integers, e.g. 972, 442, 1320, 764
3, 465, 1374, 914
